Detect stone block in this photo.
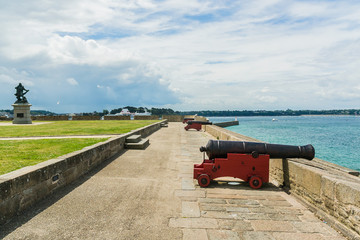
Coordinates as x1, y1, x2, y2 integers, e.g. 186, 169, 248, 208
250, 220, 295, 232
175, 190, 205, 198
241, 231, 275, 240
200, 204, 227, 211
182, 201, 200, 217
272, 232, 325, 240
335, 181, 360, 206
182, 179, 195, 190
183, 229, 208, 240
207, 230, 240, 240
169, 218, 218, 229
125, 135, 142, 143
201, 210, 240, 219
198, 198, 227, 204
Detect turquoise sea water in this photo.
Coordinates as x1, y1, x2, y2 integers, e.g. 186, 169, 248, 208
208, 116, 360, 171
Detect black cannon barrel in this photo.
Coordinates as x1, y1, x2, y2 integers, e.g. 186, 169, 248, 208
188, 121, 212, 125
200, 140, 315, 160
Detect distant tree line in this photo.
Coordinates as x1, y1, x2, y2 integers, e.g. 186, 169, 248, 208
180, 109, 360, 116
0, 109, 55, 116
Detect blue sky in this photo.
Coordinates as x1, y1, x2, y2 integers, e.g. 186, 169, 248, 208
1, 0, 360, 113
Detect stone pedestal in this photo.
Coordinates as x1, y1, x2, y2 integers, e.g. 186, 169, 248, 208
12, 103, 32, 124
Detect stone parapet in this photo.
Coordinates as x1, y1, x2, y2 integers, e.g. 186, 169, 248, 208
0, 120, 166, 225
32, 115, 68, 121
72, 116, 101, 120
0, 117, 12, 121
104, 115, 131, 120
203, 124, 360, 238
162, 115, 184, 122
134, 115, 159, 120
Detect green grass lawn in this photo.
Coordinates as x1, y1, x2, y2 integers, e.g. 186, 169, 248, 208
0, 120, 159, 137
0, 120, 159, 175
0, 138, 108, 175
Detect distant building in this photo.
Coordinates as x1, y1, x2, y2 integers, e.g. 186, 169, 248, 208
115, 108, 132, 116
0, 112, 12, 118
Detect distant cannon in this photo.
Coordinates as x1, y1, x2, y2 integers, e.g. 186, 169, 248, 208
194, 140, 315, 189
183, 117, 195, 124
184, 121, 212, 131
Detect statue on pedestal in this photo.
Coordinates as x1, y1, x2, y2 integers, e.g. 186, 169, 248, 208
12, 83, 32, 124
14, 83, 29, 104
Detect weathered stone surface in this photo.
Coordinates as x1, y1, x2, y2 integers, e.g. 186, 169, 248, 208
182, 201, 200, 217
198, 198, 227, 204
250, 220, 295, 232
175, 190, 205, 198
207, 229, 240, 240
183, 229, 208, 240
241, 231, 275, 240
182, 178, 195, 190
169, 218, 218, 229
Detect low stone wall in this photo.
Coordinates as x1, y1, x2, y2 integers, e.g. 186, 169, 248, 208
72, 116, 101, 120
32, 115, 68, 121
162, 115, 184, 122
0, 117, 12, 121
134, 115, 160, 120
203, 124, 360, 238
104, 115, 131, 120
0, 120, 166, 225
214, 121, 239, 128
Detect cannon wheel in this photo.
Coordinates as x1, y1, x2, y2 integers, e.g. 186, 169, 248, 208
198, 174, 210, 187
249, 176, 262, 189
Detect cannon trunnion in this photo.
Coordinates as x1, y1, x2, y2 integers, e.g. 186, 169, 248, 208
194, 140, 315, 189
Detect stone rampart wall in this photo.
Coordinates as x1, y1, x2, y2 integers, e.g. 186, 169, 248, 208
163, 115, 184, 122
104, 115, 131, 120
0, 120, 166, 225
72, 116, 101, 120
32, 115, 68, 121
203, 124, 360, 238
134, 115, 160, 120
0, 117, 12, 121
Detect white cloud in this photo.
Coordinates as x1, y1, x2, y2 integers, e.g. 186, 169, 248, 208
66, 78, 79, 86
1, 0, 360, 112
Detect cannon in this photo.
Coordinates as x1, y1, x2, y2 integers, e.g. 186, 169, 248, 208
194, 140, 315, 189
183, 117, 195, 124
184, 121, 212, 131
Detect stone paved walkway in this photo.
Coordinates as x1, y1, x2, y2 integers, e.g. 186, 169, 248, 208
172, 123, 345, 240
1, 123, 346, 239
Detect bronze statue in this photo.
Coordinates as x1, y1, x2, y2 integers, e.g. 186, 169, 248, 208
14, 83, 29, 103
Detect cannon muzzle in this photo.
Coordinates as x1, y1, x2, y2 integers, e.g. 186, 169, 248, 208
200, 140, 315, 160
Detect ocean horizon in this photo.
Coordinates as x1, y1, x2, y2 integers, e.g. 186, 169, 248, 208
208, 115, 360, 171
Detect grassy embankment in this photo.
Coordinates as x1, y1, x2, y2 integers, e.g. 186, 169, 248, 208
0, 120, 159, 175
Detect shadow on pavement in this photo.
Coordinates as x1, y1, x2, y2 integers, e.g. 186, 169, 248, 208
0, 150, 127, 239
